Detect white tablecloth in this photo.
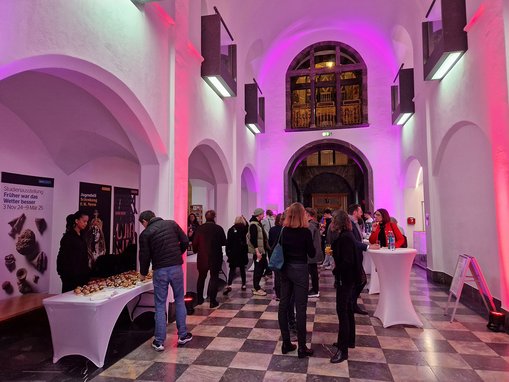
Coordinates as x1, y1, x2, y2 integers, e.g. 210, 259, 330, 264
43, 281, 156, 367
186, 253, 228, 299
367, 248, 423, 328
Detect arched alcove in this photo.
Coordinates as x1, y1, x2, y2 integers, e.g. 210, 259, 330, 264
284, 139, 373, 212
434, 123, 499, 298
0, 55, 164, 294
188, 140, 231, 228
241, 165, 258, 217
403, 157, 425, 265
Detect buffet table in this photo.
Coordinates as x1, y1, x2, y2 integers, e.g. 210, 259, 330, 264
43, 280, 156, 367
367, 248, 423, 328
186, 253, 228, 299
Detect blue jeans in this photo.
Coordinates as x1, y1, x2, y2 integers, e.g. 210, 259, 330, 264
153, 265, 187, 344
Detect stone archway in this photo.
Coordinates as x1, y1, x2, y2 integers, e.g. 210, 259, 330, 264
284, 139, 373, 212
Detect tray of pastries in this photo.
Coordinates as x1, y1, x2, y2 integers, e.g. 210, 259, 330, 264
73, 270, 153, 295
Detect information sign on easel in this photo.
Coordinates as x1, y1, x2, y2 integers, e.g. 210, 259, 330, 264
445, 254, 496, 322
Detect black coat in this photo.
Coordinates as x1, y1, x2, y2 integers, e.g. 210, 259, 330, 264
193, 221, 226, 272
138, 218, 189, 275
331, 230, 361, 286
57, 230, 90, 286
226, 224, 248, 267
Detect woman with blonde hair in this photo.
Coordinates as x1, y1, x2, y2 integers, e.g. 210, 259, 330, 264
278, 202, 315, 358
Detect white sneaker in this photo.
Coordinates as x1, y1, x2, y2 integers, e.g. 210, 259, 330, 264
252, 288, 267, 296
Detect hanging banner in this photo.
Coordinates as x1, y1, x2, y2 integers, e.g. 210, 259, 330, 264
112, 187, 138, 256
1, 172, 54, 300
79, 182, 112, 267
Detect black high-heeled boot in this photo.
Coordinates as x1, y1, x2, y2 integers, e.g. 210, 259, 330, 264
330, 349, 348, 363
297, 346, 313, 358
282, 342, 297, 354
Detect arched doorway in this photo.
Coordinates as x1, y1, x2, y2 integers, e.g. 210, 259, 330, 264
188, 140, 231, 229
241, 166, 257, 218
284, 139, 373, 213
0, 55, 163, 295
403, 157, 425, 267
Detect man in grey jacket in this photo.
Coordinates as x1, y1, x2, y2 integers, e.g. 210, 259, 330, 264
139, 210, 192, 351
306, 208, 324, 298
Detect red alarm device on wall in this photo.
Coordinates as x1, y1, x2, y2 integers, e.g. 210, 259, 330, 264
407, 217, 416, 225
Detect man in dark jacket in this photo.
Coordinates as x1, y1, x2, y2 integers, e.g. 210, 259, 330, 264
306, 208, 324, 298
347, 204, 379, 315
248, 208, 270, 296
192, 210, 227, 308
139, 210, 192, 351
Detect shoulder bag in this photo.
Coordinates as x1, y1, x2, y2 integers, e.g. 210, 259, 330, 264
268, 228, 284, 271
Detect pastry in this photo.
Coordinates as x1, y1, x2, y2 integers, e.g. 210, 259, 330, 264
16, 229, 38, 261
4, 254, 16, 272
2, 281, 14, 295
35, 218, 47, 235
8, 213, 26, 238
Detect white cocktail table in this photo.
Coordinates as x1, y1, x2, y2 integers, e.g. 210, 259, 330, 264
43, 281, 157, 367
367, 248, 423, 328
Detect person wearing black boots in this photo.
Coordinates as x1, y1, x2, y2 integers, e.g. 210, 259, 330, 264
328, 210, 360, 364
278, 203, 315, 358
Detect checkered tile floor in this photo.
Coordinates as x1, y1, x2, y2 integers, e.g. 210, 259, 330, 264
92, 266, 509, 381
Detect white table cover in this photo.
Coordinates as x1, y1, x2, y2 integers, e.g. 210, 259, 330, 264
367, 248, 423, 328
186, 253, 228, 299
43, 281, 155, 367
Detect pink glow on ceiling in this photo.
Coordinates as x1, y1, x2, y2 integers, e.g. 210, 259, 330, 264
464, 4, 486, 32
257, 20, 398, 86
151, 3, 175, 27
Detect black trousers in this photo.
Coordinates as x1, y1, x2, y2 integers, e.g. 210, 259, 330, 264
336, 281, 355, 353
197, 267, 220, 303
352, 267, 367, 307
308, 263, 319, 293
279, 263, 308, 348
253, 254, 267, 290
227, 264, 246, 286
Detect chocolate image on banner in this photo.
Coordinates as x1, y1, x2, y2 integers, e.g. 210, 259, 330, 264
1, 172, 54, 300
112, 187, 138, 260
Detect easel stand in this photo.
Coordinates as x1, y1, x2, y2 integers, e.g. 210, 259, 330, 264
445, 254, 496, 323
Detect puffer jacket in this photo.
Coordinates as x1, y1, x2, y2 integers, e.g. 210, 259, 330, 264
139, 218, 189, 275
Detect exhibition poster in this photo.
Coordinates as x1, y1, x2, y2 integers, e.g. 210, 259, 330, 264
112, 187, 138, 256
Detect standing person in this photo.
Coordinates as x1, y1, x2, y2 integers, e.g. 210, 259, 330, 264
329, 210, 360, 363
268, 213, 284, 300
138, 210, 192, 351
363, 211, 373, 235
248, 208, 270, 296
262, 210, 275, 278
278, 202, 315, 358
320, 209, 333, 269
224, 216, 249, 294
348, 204, 379, 315
262, 209, 275, 236
193, 210, 227, 308
369, 208, 405, 248
187, 213, 200, 244
57, 211, 91, 293
305, 208, 323, 298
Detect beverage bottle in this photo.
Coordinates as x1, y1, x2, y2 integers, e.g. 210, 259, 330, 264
388, 231, 395, 250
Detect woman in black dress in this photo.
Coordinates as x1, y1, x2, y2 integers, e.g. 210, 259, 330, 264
329, 210, 360, 363
57, 211, 90, 293
278, 203, 315, 358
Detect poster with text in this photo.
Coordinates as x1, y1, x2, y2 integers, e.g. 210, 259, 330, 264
1, 172, 54, 300
112, 187, 138, 256
79, 182, 112, 266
